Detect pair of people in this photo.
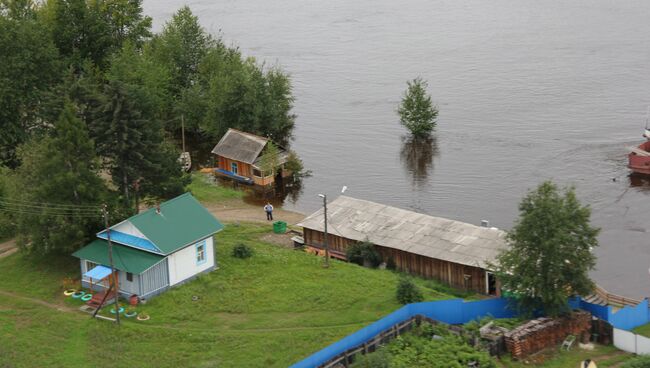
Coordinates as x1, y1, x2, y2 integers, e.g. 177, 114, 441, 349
264, 203, 274, 221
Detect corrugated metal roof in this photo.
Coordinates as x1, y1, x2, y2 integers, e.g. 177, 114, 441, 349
72, 239, 164, 274
126, 193, 224, 255
211, 129, 268, 164
297, 196, 508, 268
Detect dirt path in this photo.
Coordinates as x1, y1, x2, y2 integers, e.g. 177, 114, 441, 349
0, 290, 75, 313
0, 239, 17, 259
204, 202, 305, 225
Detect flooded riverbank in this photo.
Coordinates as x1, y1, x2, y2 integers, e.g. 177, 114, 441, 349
145, 0, 650, 298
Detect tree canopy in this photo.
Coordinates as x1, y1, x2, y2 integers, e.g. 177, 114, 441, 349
0, 2, 298, 253
11, 103, 106, 254
397, 78, 438, 138
494, 181, 600, 316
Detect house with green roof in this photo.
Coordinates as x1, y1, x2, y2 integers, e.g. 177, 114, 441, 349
72, 193, 224, 300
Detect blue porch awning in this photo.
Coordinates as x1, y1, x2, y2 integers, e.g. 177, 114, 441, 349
83, 265, 113, 280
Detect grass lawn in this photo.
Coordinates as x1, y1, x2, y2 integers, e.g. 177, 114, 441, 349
186, 172, 244, 203
497, 344, 633, 368
632, 322, 650, 338
0, 223, 454, 368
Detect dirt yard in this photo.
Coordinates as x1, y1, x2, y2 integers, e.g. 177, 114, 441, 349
204, 202, 305, 225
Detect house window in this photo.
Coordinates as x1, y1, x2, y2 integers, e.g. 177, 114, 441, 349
86, 261, 97, 272
126, 272, 133, 282
231, 162, 238, 175
253, 168, 262, 177
196, 240, 206, 265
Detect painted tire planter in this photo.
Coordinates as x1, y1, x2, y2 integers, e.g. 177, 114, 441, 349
124, 311, 138, 318
136, 314, 150, 321
81, 294, 93, 302
72, 291, 86, 299
110, 307, 125, 314
63, 289, 76, 296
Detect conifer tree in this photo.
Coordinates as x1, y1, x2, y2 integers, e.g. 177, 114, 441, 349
13, 103, 106, 254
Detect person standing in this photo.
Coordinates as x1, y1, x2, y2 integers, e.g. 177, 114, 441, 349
264, 203, 274, 221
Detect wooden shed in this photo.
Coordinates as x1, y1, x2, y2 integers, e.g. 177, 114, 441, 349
211, 128, 290, 186
297, 196, 508, 295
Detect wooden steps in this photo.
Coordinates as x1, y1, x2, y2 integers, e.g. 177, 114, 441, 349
87, 290, 116, 309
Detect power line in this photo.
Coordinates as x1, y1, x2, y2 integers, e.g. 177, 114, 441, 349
0, 198, 101, 209
0, 200, 101, 213
0, 206, 102, 218
0, 205, 101, 216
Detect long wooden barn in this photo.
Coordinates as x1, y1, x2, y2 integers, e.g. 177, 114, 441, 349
298, 196, 508, 295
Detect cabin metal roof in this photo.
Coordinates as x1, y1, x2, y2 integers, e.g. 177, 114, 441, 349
297, 196, 508, 269
72, 239, 164, 274
211, 129, 269, 164
124, 193, 224, 255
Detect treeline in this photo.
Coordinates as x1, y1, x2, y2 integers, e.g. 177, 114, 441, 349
0, 0, 296, 254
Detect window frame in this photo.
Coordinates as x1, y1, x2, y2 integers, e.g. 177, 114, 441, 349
231, 162, 238, 175
196, 240, 207, 265
126, 272, 133, 282
86, 261, 97, 272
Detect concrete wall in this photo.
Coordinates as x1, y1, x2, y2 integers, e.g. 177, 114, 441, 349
167, 236, 215, 286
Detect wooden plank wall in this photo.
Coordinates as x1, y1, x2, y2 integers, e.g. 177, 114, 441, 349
216, 156, 252, 178
303, 228, 489, 294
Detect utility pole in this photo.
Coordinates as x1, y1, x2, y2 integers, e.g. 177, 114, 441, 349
133, 179, 141, 214
181, 114, 186, 153
319, 194, 329, 268
102, 205, 120, 325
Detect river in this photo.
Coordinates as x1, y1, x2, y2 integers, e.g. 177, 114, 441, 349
144, 0, 650, 299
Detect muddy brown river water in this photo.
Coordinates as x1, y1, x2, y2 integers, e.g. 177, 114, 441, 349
145, 0, 650, 298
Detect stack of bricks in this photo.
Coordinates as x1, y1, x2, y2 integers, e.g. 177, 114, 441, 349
504, 311, 591, 359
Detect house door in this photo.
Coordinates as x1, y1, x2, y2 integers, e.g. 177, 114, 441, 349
486, 272, 497, 295
231, 162, 238, 175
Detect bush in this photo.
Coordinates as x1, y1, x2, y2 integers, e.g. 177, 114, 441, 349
350, 350, 390, 368
396, 277, 423, 304
346, 241, 382, 268
232, 243, 253, 259
622, 355, 650, 368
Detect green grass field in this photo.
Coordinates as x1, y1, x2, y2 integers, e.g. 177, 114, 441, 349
0, 223, 453, 368
632, 322, 650, 338
186, 173, 244, 203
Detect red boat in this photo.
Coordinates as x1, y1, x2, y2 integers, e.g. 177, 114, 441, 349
628, 128, 650, 175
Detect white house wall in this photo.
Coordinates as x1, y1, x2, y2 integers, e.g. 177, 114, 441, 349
167, 236, 214, 286
113, 220, 149, 239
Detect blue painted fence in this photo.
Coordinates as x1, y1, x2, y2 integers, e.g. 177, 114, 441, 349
289, 298, 516, 368
291, 297, 650, 368
580, 298, 650, 331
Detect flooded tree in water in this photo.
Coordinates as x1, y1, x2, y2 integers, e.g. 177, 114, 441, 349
400, 135, 439, 186
397, 77, 438, 138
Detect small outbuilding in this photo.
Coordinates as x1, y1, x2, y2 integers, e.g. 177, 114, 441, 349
298, 196, 508, 295
211, 128, 290, 186
73, 193, 224, 300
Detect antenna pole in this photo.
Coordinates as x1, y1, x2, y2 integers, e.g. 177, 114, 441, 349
103, 205, 120, 325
